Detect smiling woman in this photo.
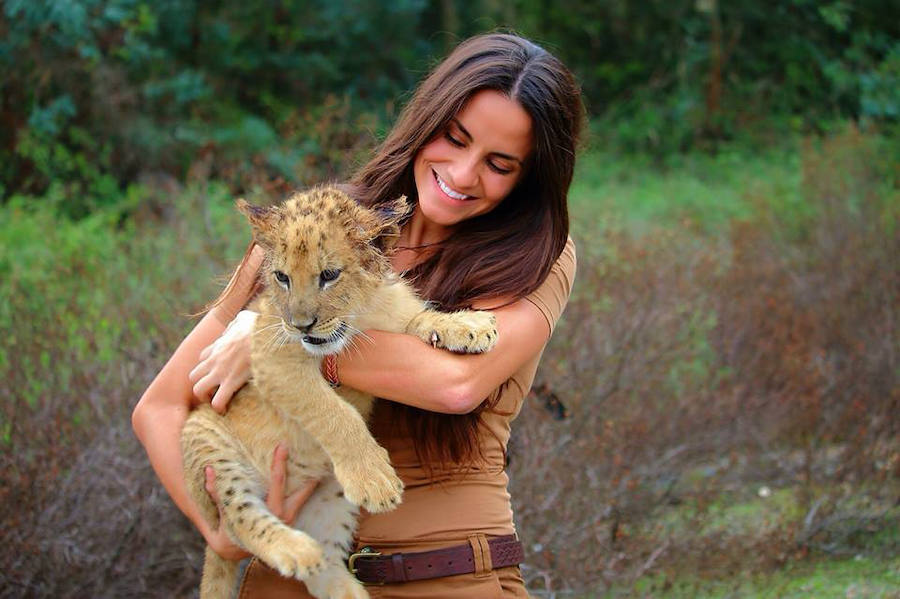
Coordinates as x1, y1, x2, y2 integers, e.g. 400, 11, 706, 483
133, 32, 581, 598
412, 90, 533, 230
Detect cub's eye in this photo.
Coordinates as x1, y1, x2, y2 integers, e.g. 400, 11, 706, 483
273, 270, 290, 287
319, 269, 341, 285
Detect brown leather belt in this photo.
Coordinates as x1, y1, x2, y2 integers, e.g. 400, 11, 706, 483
348, 535, 524, 584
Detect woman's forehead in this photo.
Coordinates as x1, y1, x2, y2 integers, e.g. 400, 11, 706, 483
452, 90, 533, 160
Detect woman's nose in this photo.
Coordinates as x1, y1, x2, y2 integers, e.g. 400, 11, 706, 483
447, 156, 479, 189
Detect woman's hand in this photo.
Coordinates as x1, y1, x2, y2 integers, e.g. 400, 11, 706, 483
203, 443, 319, 561
189, 309, 257, 413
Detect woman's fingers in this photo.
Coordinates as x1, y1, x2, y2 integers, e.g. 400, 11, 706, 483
198, 341, 215, 363
283, 480, 319, 524
204, 466, 252, 561
192, 372, 219, 403
209, 384, 231, 414
266, 443, 289, 517
209, 376, 242, 414
189, 314, 254, 409
188, 356, 210, 386
265, 444, 319, 524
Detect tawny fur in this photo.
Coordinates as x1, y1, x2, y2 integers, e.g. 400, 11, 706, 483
181, 187, 498, 599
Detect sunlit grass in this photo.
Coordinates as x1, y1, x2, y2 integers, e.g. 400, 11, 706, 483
569, 143, 804, 236
625, 555, 900, 598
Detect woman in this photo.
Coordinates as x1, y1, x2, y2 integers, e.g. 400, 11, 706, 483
133, 32, 580, 597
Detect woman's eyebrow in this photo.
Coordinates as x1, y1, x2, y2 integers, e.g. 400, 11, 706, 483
451, 118, 525, 164
450, 117, 473, 141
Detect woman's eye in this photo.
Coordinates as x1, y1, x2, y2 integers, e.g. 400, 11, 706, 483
273, 270, 290, 286
319, 269, 341, 285
488, 161, 514, 175
444, 132, 464, 147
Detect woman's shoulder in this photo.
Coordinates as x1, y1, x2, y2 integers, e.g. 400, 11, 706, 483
545, 235, 576, 290
558, 235, 576, 276
522, 236, 576, 334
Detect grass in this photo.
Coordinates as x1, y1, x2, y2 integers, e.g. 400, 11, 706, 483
626, 555, 900, 598
568, 143, 805, 235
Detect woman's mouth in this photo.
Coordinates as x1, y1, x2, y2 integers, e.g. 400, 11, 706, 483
433, 170, 472, 201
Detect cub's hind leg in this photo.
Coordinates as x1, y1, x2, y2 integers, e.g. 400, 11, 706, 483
182, 407, 252, 598
199, 545, 239, 599
182, 407, 325, 596
294, 477, 368, 599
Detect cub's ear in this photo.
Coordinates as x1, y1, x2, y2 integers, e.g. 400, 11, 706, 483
371, 195, 411, 247
236, 199, 278, 247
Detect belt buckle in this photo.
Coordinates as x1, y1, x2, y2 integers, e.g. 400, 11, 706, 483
347, 546, 383, 585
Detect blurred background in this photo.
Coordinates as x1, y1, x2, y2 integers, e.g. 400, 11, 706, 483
1, 1, 898, 597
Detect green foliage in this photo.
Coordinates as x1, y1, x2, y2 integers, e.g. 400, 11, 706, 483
0, 0, 435, 204
499, 0, 900, 155
2, 0, 898, 207
627, 554, 900, 598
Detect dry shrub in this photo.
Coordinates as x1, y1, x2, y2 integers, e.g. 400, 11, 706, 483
511, 126, 898, 594
713, 126, 898, 489
2, 425, 203, 599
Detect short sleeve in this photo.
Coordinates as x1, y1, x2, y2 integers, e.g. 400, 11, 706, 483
209, 244, 266, 325
523, 237, 577, 335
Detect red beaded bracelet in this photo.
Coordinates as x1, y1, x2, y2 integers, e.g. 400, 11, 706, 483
322, 354, 340, 388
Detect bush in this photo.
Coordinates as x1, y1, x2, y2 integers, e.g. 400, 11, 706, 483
509, 126, 898, 593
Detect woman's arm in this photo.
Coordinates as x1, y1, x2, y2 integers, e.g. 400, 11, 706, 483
338, 237, 576, 413
132, 308, 316, 558
132, 309, 232, 547
337, 297, 551, 414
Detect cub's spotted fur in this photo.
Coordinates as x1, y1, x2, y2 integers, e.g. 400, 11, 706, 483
181, 187, 498, 599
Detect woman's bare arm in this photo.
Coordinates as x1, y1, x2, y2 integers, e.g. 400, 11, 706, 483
132, 309, 229, 546
337, 297, 551, 414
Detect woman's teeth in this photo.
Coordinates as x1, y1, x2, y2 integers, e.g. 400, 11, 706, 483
435, 172, 471, 200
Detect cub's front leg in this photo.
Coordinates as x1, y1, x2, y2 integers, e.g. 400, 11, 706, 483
254, 351, 403, 513
406, 309, 499, 354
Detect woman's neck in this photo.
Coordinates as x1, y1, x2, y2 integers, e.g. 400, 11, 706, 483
391, 207, 453, 272
400, 207, 453, 247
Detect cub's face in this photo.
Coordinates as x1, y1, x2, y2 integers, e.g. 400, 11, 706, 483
238, 188, 404, 356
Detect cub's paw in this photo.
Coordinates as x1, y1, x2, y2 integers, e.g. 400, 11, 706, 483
259, 530, 325, 580
306, 568, 370, 599
410, 310, 498, 354
333, 447, 403, 513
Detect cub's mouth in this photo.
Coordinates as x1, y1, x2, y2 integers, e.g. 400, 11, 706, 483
300, 322, 348, 355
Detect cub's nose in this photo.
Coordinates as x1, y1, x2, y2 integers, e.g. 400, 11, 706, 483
290, 316, 318, 332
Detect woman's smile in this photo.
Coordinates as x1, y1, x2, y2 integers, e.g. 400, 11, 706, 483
433, 169, 473, 201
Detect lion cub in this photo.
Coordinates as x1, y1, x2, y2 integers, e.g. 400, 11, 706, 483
181, 187, 498, 599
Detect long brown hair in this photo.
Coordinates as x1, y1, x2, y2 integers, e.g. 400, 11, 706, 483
348, 33, 583, 466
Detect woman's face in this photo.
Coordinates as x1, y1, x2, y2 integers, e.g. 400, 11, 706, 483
413, 90, 533, 231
